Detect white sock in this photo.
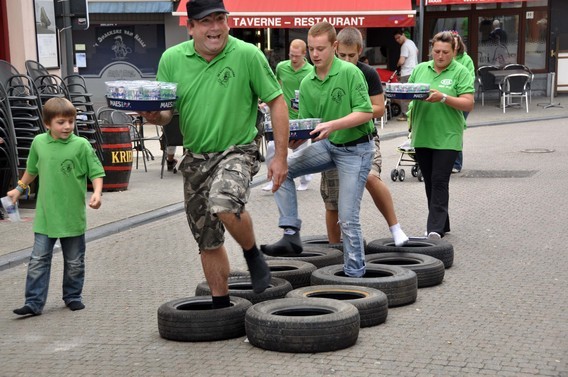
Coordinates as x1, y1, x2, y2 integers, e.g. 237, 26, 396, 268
284, 228, 297, 235
390, 223, 409, 247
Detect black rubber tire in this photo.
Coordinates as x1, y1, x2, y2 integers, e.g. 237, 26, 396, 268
230, 260, 317, 289
365, 252, 445, 288
390, 102, 402, 118
300, 235, 367, 253
195, 276, 292, 304
390, 168, 398, 182
245, 297, 360, 353
286, 285, 388, 328
366, 237, 454, 268
157, 296, 251, 342
301, 234, 343, 251
399, 168, 406, 182
311, 264, 417, 307
264, 245, 344, 269
411, 165, 418, 177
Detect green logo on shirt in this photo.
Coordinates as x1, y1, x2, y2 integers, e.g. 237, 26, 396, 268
60, 160, 74, 176
218, 67, 235, 87
331, 88, 346, 104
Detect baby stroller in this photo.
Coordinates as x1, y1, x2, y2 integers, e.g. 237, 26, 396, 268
377, 68, 402, 120
391, 134, 423, 182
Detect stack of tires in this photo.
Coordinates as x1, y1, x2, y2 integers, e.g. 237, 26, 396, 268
157, 237, 454, 353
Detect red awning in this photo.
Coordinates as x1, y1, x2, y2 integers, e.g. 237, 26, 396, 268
423, 0, 531, 5
174, 0, 416, 28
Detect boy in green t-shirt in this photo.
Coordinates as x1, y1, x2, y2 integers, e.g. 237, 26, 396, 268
8, 97, 105, 316
262, 22, 375, 278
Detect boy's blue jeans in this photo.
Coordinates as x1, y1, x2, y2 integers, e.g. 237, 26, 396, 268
24, 233, 86, 313
273, 138, 374, 277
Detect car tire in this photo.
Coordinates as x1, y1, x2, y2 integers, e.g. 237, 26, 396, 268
245, 298, 360, 353
366, 237, 454, 268
264, 245, 344, 269
195, 276, 292, 304
286, 285, 388, 328
310, 264, 417, 307
157, 296, 251, 342
365, 252, 445, 288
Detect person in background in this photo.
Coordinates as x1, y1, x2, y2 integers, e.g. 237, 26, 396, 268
140, 0, 290, 307
408, 31, 474, 239
394, 29, 419, 122
262, 39, 313, 192
451, 31, 475, 174
262, 22, 374, 279
321, 27, 408, 247
489, 20, 507, 46
9, 97, 105, 316
359, 55, 370, 64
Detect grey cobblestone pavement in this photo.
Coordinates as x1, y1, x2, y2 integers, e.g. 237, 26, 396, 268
0, 96, 567, 376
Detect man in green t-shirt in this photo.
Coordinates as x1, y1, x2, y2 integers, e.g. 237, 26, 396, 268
140, 0, 290, 305
262, 22, 375, 278
263, 39, 313, 192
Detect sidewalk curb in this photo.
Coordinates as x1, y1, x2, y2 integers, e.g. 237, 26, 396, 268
1, 114, 565, 271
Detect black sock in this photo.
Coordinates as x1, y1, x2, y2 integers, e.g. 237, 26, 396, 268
211, 295, 231, 309
260, 231, 303, 256
243, 244, 271, 293
13, 305, 38, 316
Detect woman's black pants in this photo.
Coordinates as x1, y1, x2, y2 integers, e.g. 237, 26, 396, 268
414, 148, 458, 237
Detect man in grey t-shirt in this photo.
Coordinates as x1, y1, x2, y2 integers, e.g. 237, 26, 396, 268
394, 29, 418, 121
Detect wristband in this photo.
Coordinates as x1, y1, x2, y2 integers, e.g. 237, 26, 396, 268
16, 186, 25, 194
18, 180, 29, 190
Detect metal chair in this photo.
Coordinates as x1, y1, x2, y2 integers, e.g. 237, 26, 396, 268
498, 73, 530, 114
476, 65, 500, 106
159, 114, 184, 179
503, 64, 533, 103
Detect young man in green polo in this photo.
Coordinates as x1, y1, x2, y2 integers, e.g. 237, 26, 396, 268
263, 39, 313, 191
262, 21, 375, 278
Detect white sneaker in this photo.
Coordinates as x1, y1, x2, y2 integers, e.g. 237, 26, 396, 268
427, 232, 441, 239
297, 182, 309, 191
262, 181, 273, 191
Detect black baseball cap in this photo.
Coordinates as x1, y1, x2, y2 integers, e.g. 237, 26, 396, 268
186, 0, 229, 20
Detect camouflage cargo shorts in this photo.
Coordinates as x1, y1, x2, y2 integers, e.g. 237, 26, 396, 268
180, 143, 260, 251
320, 136, 382, 211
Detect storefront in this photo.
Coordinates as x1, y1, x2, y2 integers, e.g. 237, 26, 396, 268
420, 0, 551, 73
174, 0, 417, 71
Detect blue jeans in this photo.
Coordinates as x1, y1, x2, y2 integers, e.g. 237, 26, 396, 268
24, 233, 86, 313
274, 138, 374, 277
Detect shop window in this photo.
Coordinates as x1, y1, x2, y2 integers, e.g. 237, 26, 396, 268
527, 0, 548, 7
525, 11, 548, 70
501, 2, 522, 9
478, 15, 519, 67
429, 17, 469, 50
73, 24, 165, 76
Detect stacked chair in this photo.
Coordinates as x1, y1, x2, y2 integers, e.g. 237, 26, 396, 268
25, 60, 103, 161
0, 82, 19, 197
0, 60, 45, 178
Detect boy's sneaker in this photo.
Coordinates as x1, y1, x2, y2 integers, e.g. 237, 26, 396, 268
13, 305, 39, 316
67, 301, 85, 311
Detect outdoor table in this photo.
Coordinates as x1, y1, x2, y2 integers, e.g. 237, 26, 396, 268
488, 69, 529, 85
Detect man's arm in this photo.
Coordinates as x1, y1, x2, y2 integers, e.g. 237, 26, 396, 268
370, 93, 385, 119
310, 111, 373, 142
138, 110, 174, 126
265, 95, 289, 192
